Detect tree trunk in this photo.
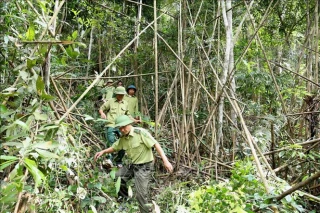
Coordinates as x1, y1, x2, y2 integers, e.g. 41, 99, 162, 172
218, 0, 232, 159
86, 26, 94, 77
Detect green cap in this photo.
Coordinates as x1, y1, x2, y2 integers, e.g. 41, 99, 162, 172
115, 115, 133, 127
107, 79, 113, 83
114, 86, 126, 95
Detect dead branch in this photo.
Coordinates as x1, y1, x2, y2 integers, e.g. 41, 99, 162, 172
276, 171, 320, 201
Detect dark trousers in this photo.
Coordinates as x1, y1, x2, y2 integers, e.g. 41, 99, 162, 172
116, 162, 153, 213
105, 127, 125, 164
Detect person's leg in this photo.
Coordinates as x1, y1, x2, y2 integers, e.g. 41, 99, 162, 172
116, 165, 134, 198
112, 128, 125, 166
107, 127, 117, 145
134, 163, 153, 213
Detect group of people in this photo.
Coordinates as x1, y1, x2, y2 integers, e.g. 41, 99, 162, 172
95, 79, 173, 213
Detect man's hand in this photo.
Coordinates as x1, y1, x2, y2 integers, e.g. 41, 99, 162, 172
100, 112, 107, 119
164, 160, 173, 173
94, 151, 105, 161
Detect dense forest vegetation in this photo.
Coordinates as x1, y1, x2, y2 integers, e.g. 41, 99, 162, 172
0, 0, 319, 212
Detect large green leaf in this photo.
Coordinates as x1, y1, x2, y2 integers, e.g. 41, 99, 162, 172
8, 163, 23, 180
92, 196, 106, 204
0, 182, 19, 204
0, 104, 8, 114
27, 59, 37, 69
26, 24, 35, 40
24, 158, 45, 187
0, 160, 18, 171
35, 148, 59, 159
0, 155, 18, 161
115, 177, 121, 194
14, 120, 29, 131
33, 111, 48, 121
32, 141, 58, 150
36, 76, 45, 94
40, 93, 55, 101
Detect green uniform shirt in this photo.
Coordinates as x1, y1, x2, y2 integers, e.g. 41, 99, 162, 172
100, 98, 130, 127
124, 94, 139, 116
102, 86, 115, 102
112, 127, 157, 164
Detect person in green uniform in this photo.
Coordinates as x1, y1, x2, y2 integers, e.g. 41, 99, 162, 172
99, 86, 138, 165
116, 80, 123, 87
94, 115, 173, 213
102, 79, 115, 103
124, 85, 139, 118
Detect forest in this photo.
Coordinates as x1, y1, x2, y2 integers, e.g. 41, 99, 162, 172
0, 0, 319, 212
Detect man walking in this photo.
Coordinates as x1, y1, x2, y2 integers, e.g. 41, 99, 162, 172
95, 115, 173, 213
99, 86, 138, 166
101, 79, 115, 103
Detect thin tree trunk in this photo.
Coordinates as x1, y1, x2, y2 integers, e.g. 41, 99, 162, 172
86, 26, 94, 77
218, 0, 232, 159
154, 0, 159, 139
43, 0, 59, 92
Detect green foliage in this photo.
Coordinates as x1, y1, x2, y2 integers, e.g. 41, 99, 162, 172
164, 160, 306, 213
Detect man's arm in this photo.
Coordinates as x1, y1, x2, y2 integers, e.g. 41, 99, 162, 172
94, 147, 115, 161
99, 101, 110, 119
135, 98, 139, 117
154, 143, 173, 173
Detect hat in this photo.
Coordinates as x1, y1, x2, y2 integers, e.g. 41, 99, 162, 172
114, 86, 126, 95
127, 85, 137, 93
115, 115, 133, 127
107, 79, 113, 83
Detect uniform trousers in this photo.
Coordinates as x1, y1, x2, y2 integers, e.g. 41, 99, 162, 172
116, 161, 153, 213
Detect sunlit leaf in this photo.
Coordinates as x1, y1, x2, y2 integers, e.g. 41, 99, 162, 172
35, 148, 59, 159
0, 155, 18, 161
2, 87, 17, 92
0, 160, 18, 171
24, 158, 45, 187
40, 93, 55, 101
92, 196, 106, 203
152, 200, 161, 213
72, 30, 78, 40
89, 205, 98, 213
19, 70, 29, 81
8, 163, 23, 180
26, 24, 35, 40
84, 114, 94, 121
32, 141, 58, 150
27, 59, 37, 69
128, 185, 133, 198
0, 104, 8, 114
36, 76, 45, 94
33, 111, 48, 121
0, 183, 19, 203
110, 168, 116, 179
14, 119, 29, 131
2, 142, 24, 148
38, 124, 59, 131
115, 176, 121, 194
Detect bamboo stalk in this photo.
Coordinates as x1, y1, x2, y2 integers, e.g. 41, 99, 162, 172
276, 171, 320, 201
154, 0, 159, 139
58, 14, 164, 122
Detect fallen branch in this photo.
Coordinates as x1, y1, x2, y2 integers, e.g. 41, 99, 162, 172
276, 171, 320, 201
264, 138, 320, 156
53, 71, 173, 80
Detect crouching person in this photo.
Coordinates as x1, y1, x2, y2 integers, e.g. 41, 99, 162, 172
94, 115, 173, 213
